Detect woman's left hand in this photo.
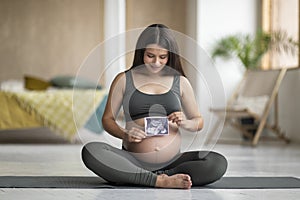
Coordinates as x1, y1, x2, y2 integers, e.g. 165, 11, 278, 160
168, 111, 186, 127
168, 111, 203, 131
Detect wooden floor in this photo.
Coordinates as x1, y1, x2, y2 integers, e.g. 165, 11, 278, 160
0, 130, 300, 200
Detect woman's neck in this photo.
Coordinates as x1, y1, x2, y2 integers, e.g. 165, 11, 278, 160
133, 66, 167, 78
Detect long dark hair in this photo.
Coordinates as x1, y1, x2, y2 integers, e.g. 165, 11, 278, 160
131, 24, 185, 76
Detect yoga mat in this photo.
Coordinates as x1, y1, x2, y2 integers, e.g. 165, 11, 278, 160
205, 177, 300, 189
0, 176, 300, 189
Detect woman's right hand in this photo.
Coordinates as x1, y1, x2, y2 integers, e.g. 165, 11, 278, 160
124, 127, 147, 143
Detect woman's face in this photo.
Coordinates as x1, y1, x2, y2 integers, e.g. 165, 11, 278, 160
143, 44, 169, 74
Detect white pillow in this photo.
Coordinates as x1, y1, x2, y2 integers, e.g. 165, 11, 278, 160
234, 95, 269, 117
0, 79, 25, 92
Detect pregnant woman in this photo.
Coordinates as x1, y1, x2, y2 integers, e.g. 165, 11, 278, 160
81, 24, 227, 189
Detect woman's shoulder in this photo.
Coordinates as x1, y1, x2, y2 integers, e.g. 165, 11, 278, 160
179, 75, 193, 92
115, 69, 134, 79
110, 71, 127, 88
179, 75, 190, 85
114, 71, 129, 81
115, 71, 125, 79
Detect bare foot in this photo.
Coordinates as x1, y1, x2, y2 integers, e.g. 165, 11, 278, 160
155, 174, 192, 189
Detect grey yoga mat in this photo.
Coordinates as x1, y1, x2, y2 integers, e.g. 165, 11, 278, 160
1, 176, 300, 189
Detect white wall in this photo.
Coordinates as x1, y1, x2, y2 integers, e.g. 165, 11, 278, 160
279, 69, 300, 142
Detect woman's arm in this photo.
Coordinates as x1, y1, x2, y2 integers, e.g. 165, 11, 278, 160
102, 72, 146, 142
102, 72, 127, 140
168, 76, 203, 132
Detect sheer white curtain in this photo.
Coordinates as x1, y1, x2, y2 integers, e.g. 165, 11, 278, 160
261, 0, 299, 69
104, 0, 126, 88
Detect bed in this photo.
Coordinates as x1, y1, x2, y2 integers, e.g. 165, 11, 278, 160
0, 77, 108, 143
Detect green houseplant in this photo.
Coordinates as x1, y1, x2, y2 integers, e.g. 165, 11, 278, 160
211, 30, 298, 69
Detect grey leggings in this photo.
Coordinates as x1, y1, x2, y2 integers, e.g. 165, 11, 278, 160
81, 142, 227, 187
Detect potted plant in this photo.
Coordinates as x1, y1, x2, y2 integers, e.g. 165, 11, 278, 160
211, 30, 298, 69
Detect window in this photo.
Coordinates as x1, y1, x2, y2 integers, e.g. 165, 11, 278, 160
261, 0, 299, 69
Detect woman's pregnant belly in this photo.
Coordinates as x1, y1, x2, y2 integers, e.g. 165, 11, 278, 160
123, 119, 181, 163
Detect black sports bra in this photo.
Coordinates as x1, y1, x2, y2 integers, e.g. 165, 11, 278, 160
122, 70, 182, 122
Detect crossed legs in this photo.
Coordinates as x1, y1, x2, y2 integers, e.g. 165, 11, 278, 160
81, 142, 227, 188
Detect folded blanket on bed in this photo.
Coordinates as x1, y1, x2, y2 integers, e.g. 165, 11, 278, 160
4, 89, 107, 141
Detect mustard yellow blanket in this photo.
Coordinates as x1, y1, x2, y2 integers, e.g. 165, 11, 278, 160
0, 91, 41, 129
0, 90, 107, 141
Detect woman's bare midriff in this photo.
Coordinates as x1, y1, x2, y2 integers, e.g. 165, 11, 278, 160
123, 118, 181, 163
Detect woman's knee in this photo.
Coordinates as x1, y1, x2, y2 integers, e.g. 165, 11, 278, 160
206, 151, 228, 178
81, 142, 107, 165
